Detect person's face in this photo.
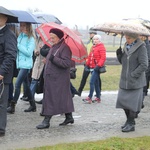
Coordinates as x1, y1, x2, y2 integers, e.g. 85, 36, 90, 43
49, 33, 60, 45
125, 35, 136, 44
0, 14, 7, 27
20, 22, 27, 34
93, 37, 101, 45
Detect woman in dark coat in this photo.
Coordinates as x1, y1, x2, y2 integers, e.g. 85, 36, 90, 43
116, 32, 148, 132
36, 28, 74, 129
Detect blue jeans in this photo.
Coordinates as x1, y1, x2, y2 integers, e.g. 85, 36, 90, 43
13, 69, 33, 103
88, 70, 100, 99
30, 79, 38, 99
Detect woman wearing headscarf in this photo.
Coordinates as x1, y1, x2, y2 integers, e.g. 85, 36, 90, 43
36, 28, 74, 129
116, 32, 148, 132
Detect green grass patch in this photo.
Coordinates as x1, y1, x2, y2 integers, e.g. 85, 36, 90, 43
18, 136, 150, 150
71, 65, 121, 91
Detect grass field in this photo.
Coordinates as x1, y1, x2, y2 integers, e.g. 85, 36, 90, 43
71, 65, 122, 91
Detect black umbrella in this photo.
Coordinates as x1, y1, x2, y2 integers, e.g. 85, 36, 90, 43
0, 6, 18, 23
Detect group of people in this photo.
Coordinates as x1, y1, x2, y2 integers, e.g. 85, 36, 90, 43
0, 9, 150, 138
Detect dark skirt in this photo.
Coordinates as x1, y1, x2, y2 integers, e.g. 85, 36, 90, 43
116, 88, 143, 112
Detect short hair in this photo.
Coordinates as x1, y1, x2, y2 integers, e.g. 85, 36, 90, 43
89, 27, 97, 34
124, 32, 138, 39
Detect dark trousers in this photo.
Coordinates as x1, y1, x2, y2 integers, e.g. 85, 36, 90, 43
78, 67, 101, 93
0, 83, 9, 133
8, 81, 14, 103
70, 82, 77, 94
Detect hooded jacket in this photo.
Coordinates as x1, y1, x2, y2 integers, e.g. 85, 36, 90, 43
16, 32, 35, 69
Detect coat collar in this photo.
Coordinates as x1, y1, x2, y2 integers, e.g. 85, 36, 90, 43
123, 38, 145, 56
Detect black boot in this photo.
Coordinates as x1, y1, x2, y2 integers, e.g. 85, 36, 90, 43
59, 113, 74, 126
121, 109, 129, 129
36, 116, 51, 129
122, 117, 135, 132
24, 100, 36, 112
7, 101, 16, 114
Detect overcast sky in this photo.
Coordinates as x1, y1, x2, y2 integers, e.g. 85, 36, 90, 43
1, 0, 150, 29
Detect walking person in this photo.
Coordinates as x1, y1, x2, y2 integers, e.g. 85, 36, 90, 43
78, 28, 101, 96
7, 22, 36, 114
82, 34, 106, 103
30, 37, 45, 101
116, 32, 148, 132
0, 12, 17, 136
36, 28, 74, 129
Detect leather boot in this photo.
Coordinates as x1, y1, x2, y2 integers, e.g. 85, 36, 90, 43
122, 117, 135, 132
7, 101, 16, 114
24, 100, 36, 112
36, 116, 52, 129
121, 109, 129, 129
59, 113, 74, 126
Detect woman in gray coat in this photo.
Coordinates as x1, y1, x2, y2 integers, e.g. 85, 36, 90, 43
116, 32, 148, 132
36, 28, 74, 129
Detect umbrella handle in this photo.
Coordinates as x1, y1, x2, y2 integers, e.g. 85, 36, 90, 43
120, 34, 123, 47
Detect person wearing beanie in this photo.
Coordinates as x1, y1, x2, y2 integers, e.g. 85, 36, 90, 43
49, 28, 64, 40
36, 27, 75, 129
78, 28, 101, 96
82, 34, 106, 104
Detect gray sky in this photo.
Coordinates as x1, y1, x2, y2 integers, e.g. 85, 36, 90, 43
1, 0, 150, 29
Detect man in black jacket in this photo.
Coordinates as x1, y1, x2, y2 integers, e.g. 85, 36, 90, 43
0, 13, 17, 137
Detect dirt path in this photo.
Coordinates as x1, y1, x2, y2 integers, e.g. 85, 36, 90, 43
0, 91, 150, 150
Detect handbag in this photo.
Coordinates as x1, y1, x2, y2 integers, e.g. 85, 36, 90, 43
99, 66, 106, 73
36, 68, 44, 94
70, 68, 77, 79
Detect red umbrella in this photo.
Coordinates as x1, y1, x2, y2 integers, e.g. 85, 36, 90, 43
36, 22, 88, 63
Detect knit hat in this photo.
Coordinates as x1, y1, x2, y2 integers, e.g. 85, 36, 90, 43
93, 34, 101, 41
49, 28, 64, 39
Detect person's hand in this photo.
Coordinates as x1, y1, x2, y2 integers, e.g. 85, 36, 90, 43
84, 65, 90, 71
0, 75, 4, 80
42, 58, 46, 64
94, 66, 100, 72
49, 54, 54, 62
34, 50, 39, 56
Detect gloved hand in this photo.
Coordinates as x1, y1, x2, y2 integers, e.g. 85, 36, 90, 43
84, 65, 90, 71
49, 54, 54, 62
94, 65, 100, 72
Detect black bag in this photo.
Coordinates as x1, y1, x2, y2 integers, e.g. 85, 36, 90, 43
36, 69, 44, 94
99, 66, 106, 73
70, 68, 77, 79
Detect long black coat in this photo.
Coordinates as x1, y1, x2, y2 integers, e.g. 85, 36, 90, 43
0, 25, 17, 83
42, 39, 74, 116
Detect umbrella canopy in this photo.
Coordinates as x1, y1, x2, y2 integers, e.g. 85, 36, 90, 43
33, 12, 62, 24
123, 18, 150, 31
0, 6, 18, 23
10, 10, 41, 24
92, 20, 150, 36
36, 22, 87, 63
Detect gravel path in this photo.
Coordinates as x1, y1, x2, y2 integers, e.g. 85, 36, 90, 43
0, 91, 150, 150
